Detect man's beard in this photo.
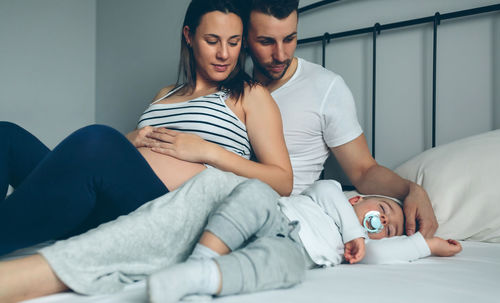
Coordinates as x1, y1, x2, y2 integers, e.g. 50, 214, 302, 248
254, 58, 292, 82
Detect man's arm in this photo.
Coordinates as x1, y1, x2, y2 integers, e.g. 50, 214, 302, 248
331, 134, 438, 237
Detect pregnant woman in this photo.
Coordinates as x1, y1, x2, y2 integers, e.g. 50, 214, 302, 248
0, 0, 292, 256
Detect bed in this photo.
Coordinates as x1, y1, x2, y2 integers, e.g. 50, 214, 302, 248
6, 2, 500, 303
14, 129, 499, 303
19, 240, 500, 303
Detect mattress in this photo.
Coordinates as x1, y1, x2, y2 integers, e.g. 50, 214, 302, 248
21, 240, 500, 303
11, 131, 500, 303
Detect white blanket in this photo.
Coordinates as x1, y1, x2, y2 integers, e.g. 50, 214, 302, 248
22, 241, 500, 303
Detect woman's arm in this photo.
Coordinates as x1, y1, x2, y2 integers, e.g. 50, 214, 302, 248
212, 84, 293, 196
147, 85, 293, 196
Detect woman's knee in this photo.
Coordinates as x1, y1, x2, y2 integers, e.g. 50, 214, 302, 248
64, 124, 127, 157
0, 121, 24, 136
72, 124, 121, 142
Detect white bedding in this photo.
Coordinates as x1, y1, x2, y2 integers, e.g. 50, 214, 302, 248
21, 241, 500, 303
9, 130, 500, 302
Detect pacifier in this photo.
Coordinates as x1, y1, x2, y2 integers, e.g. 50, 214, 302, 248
363, 210, 384, 233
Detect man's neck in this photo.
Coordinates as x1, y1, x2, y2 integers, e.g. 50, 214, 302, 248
255, 57, 298, 93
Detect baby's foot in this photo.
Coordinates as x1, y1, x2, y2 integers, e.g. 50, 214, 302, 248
148, 259, 219, 303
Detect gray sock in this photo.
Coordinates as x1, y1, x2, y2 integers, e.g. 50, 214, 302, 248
189, 243, 220, 261
148, 259, 220, 303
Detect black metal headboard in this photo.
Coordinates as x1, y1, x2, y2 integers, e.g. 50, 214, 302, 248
297, 2, 500, 158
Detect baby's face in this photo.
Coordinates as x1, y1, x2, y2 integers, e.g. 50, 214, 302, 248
349, 196, 405, 240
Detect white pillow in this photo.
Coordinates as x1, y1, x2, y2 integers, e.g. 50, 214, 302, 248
395, 129, 500, 242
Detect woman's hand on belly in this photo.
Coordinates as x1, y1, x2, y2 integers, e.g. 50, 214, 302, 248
126, 126, 158, 148
138, 147, 206, 191
146, 128, 215, 163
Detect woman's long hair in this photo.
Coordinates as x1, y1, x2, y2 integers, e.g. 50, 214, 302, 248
176, 0, 253, 101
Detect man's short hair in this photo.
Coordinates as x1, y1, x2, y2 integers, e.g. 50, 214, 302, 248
251, 0, 299, 19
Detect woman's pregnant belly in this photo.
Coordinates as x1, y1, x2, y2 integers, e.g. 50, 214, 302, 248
138, 147, 206, 191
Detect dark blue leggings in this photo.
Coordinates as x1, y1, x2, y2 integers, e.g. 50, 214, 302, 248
0, 122, 168, 255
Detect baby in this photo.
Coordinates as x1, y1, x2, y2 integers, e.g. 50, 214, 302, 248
148, 170, 462, 302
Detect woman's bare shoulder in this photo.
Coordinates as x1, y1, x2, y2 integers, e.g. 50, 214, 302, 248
153, 84, 177, 101
243, 83, 272, 102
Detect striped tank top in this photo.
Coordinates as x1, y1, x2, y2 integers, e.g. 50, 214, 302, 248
137, 86, 251, 159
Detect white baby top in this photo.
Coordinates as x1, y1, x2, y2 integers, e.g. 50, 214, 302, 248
279, 179, 430, 267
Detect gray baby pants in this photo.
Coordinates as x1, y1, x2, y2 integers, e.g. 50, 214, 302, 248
204, 179, 306, 296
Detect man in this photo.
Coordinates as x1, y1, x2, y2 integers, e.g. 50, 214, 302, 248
245, 0, 438, 237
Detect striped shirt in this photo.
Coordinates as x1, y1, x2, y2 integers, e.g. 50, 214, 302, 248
137, 86, 251, 159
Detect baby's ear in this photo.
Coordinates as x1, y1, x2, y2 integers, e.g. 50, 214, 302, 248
348, 196, 362, 205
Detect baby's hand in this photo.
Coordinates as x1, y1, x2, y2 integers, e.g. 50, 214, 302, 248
425, 237, 462, 257
344, 237, 365, 264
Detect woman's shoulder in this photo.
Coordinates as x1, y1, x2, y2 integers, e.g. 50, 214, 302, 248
153, 84, 179, 102
242, 83, 272, 101
240, 82, 279, 112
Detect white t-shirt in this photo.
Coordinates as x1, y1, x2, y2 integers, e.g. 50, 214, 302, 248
279, 179, 365, 266
279, 179, 430, 267
271, 58, 363, 194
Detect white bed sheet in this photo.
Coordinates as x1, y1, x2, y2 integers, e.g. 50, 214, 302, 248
21, 241, 500, 303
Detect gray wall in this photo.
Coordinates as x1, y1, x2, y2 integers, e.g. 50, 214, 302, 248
295, 0, 500, 179
0, 0, 188, 146
0, 0, 96, 148
95, 0, 189, 133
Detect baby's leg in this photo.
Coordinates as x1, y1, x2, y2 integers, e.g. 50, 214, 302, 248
177, 178, 281, 261
199, 186, 307, 296
203, 179, 282, 251
148, 235, 306, 302
148, 179, 305, 301
216, 235, 306, 296
0, 254, 67, 302
148, 179, 284, 302
148, 257, 220, 303
179, 178, 283, 273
